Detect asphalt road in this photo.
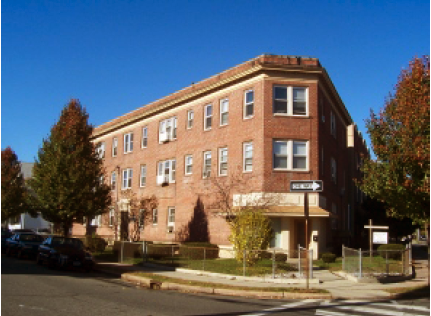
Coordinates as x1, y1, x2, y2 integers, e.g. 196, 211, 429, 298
2, 255, 430, 316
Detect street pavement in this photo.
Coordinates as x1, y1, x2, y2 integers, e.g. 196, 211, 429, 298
2, 255, 429, 316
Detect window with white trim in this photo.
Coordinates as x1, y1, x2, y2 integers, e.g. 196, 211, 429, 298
331, 157, 337, 184
244, 90, 254, 118
243, 142, 253, 172
124, 133, 134, 153
96, 142, 105, 159
109, 208, 115, 226
185, 155, 193, 175
273, 86, 308, 116
273, 140, 308, 171
142, 127, 148, 148
122, 168, 133, 189
187, 110, 194, 129
204, 104, 212, 130
152, 209, 158, 225
140, 165, 147, 187
112, 137, 118, 157
220, 99, 229, 126
330, 111, 337, 137
203, 151, 211, 178
167, 207, 175, 232
111, 171, 117, 190
91, 215, 102, 226
218, 147, 228, 176
157, 159, 176, 185
159, 117, 177, 143
139, 209, 145, 229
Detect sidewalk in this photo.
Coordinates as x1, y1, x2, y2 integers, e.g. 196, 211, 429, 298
94, 260, 429, 299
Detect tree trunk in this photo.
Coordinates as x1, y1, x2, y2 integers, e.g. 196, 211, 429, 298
62, 222, 71, 237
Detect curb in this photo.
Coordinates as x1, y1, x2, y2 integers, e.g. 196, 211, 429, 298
120, 273, 332, 299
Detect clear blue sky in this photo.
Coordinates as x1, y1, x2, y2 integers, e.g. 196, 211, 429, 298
2, 0, 429, 162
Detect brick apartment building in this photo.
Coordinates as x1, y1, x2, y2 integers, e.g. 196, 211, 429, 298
72, 54, 368, 258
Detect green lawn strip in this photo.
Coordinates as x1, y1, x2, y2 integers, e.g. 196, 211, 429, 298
384, 285, 430, 294
131, 272, 328, 293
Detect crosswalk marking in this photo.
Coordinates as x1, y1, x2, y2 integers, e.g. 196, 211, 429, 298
242, 299, 319, 316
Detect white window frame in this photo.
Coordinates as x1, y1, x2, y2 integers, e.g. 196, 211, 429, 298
111, 171, 117, 190
152, 209, 158, 225
218, 147, 228, 176
109, 208, 115, 226
112, 137, 118, 157
96, 142, 105, 159
185, 155, 193, 175
167, 207, 175, 232
243, 142, 253, 172
187, 110, 194, 129
91, 215, 102, 226
331, 157, 337, 184
140, 165, 147, 187
139, 209, 145, 229
124, 133, 134, 153
122, 168, 133, 189
203, 151, 212, 178
204, 104, 212, 131
159, 117, 177, 143
273, 86, 308, 116
156, 159, 176, 185
220, 98, 229, 126
142, 127, 148, 148
273, 140, 309, 171
244, 89, 254, 119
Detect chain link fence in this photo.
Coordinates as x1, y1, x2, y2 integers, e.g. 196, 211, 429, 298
298, 246, 313, 279
342, 245, 411, 279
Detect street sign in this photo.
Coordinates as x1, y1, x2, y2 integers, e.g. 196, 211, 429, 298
290, 180, 323, 193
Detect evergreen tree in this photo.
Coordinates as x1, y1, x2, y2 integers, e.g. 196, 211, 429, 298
1, 147, 31, 220
29, 99, 111, 237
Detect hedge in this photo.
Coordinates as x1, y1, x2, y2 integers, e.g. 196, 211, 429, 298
81, 236, 107, 252
377, 244, 405, 260
258, 251, 288, 262
321, 253, 336, 263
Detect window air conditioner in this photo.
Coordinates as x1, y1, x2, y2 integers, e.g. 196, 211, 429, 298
162, 175, 169, 184
159, 133, 169, 143
167, 226, 174, 233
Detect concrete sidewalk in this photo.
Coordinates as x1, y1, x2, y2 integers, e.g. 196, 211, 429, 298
94, 261, 429, 299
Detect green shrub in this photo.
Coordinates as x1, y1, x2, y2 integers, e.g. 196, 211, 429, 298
258, 251, 287, 262
179, 242, 219, 260
321, 253, 336, 263
377, 244, 405, 260
147, 244, 179, 260
81, 234, 107, 252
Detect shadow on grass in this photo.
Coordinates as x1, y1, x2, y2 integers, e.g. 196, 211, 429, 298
390, 285, 430, 299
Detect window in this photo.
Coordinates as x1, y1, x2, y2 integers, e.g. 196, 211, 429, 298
111, 171, 117, 190
152, 209, 158, 225
157, 159, 176, 185
331, 157, 337, 184
220, 99, 229, 126
218, 147, 228, 176
139, 209, 145, 229
273, 140, 308, 171
330, 111, 337, 137
109, 208, 115, 226
244, 90, 254, 118
142, 127, 148, 148
273, 86, 308, 116
187, 110, 194, 129
167, 207, 175, 232
91, 215, 102, 226
122, 168, 133, 189
243, 142, 253, 172
96, 142, 105, 159
203, 151, 212, 178
159, 117, 177, 143
124, 133, 134, 153
112, 138, 118, 157
185, 155, 193, 175
140, 165, 147, 187
204, 104, 212, 130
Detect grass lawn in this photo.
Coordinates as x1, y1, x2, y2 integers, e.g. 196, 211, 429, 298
145, 257, 296, 277
314, 256, 405, 274
132, 272, 329, 293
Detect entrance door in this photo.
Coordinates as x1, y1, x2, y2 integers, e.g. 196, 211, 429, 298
270, 218, 282, 248
296, 219, 306, 248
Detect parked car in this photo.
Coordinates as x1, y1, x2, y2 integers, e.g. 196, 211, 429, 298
5, 233, 44, 258
1, 228, 12, 253
36, 236, 94, 272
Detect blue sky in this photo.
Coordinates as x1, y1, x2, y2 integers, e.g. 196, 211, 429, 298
2, 0, 429, 162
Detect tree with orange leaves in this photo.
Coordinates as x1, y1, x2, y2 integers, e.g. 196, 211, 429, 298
360, 56, 430, 225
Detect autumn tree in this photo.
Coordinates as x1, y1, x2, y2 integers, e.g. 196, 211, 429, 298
359, 56, 430, 225
29, 99, 111, 237
1, 147, 33, 220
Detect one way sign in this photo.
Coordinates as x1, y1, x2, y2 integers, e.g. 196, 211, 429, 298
290, 180, 323, 192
